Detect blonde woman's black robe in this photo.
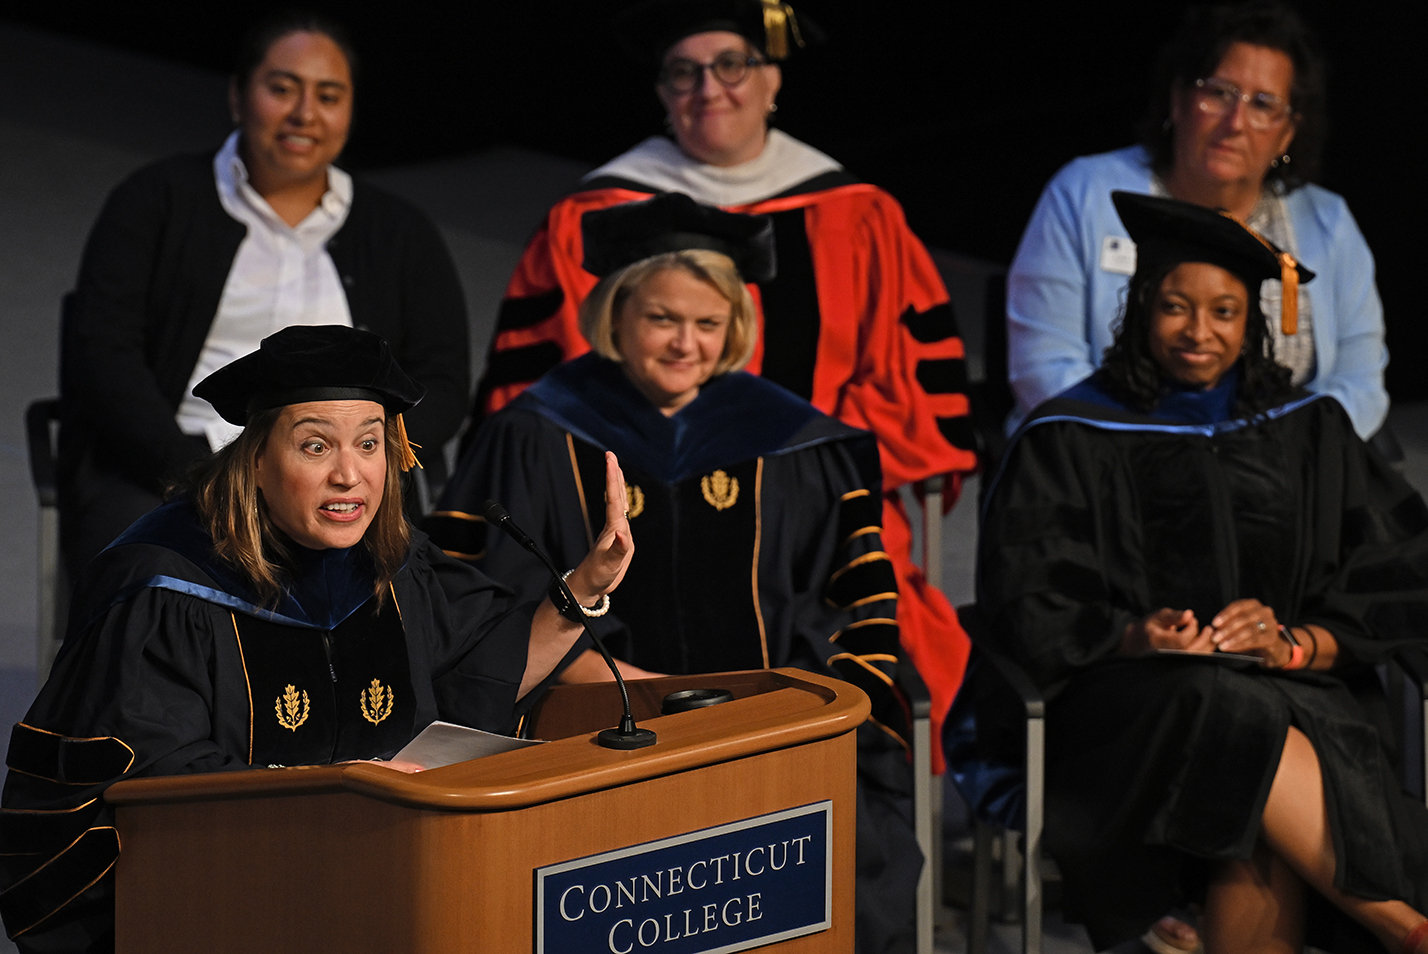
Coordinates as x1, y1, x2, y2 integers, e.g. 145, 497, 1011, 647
428, 354, 921, 953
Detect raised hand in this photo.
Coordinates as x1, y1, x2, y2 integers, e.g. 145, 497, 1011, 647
565, 452, 635, 604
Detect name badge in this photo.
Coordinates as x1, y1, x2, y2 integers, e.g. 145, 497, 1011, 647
535, 801, 832, 954
1100, 235, 1137, 275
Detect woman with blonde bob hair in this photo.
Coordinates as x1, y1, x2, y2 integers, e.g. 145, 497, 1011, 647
1, 325, 632, 953
432, 193, 925, 950
579, 247, 759, 380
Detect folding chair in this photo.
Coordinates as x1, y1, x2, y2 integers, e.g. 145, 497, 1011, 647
26, 397, 66, 685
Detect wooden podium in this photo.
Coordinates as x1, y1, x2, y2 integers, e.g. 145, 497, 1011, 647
105, 668, 868, 953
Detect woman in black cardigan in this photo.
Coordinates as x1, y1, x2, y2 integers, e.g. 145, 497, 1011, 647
59, 11, 469, 577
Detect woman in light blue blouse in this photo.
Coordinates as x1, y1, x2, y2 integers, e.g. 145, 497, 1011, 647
1006, 1, 1386, 439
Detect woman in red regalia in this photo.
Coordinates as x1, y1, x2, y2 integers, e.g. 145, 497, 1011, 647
473, 0, 977, 769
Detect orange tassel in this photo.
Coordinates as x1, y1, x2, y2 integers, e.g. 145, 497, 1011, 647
394, 414, 422, 472
1217, 209, 1301, 335
1278, 251, 1298, 336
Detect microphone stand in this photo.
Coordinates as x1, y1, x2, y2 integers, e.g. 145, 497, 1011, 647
484, 501, 656, 750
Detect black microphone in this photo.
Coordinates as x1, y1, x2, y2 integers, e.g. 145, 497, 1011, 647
484, 500, 656, 750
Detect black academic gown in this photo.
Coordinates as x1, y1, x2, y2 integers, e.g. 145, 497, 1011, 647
976, 372, 1428, 950
0, 500, 538, 953
427, 354, 921, 953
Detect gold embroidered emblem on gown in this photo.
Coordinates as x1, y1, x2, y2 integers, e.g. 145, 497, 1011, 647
275, 685, 310, 731
625, 483, 646, 519
360, 678, 394, 725
701, 470, 740, 511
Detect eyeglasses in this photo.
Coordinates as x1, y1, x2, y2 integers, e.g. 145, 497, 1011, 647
1191, 77, 1292, 130
659, 52, 768, 93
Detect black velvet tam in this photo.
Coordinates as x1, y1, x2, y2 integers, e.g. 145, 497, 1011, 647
581, 192, 777, 283
193, 325, 425, 425
1111, 190, 1315, 290
615, 0, 825, 62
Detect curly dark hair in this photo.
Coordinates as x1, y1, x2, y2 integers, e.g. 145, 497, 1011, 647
1137, 1, 1326, 192
1100, 261, 1294, 416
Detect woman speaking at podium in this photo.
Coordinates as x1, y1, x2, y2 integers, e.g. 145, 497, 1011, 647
0, 326, 633, 953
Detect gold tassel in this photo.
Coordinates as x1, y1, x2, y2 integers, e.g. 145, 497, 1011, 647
761, 0, 805, 60
1278, 251, 1298, 336
1217, 209, 1301, 335
394, 413, 422, 472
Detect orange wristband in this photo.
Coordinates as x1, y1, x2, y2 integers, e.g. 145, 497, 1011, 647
1278, 625, 1306, 670
1401, 918, 1428, 954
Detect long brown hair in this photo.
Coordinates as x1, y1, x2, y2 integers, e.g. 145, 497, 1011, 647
183, 409, 410, 605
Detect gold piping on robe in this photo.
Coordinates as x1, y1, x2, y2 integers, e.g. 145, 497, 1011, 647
230, 614, 254, 764
828, 617, 898, 642
751, 457, 770, 668
566, 433, 595, 549
834, 591, 900, 611
828, 652, 896, 687
841, 525, 881, 546
828, 551, 891, 585
2, 827, 121, 938
868, 716, 911, 753
7, 725, 135, 784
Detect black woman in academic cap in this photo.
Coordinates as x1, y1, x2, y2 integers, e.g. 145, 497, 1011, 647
431, 192, 922, 952
970, 191, 1428, 954
0, 326, 632, 953
471, 0, 977, 820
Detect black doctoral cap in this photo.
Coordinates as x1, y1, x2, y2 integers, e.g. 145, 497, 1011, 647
1111, 190, 1315, 335
615, 0, 825, 62
581, 192, 778, 283
193, 325, 426, 468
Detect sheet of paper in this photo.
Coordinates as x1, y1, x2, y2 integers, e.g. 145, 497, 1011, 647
393, 721, 545, 769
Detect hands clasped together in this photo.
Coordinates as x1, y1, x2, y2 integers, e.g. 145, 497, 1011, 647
1122, 599, 1324, 670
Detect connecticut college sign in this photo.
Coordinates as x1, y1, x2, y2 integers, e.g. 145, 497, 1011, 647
535, 802, 832, 953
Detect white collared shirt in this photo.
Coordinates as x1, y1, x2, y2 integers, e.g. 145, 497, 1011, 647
175, 131, 354, 450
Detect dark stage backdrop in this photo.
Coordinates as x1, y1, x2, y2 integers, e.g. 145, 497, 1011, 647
5, 1, 1417, 396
